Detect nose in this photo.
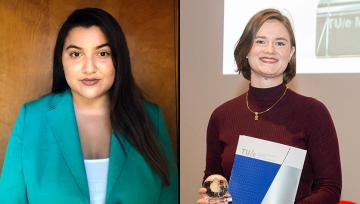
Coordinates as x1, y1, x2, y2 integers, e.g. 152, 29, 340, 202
264, 43, 275, 53
83, 56, 96, 74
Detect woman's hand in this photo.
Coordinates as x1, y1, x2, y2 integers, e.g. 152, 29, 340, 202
196, 187, 208, 204
196, 187, 231, 204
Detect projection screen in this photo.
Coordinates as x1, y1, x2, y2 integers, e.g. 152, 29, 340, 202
223, 0, 360, 74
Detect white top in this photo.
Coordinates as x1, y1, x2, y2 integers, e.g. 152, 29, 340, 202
84, 158, 110, 204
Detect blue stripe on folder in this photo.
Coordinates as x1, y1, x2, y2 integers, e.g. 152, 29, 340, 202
229, 155, 280, 204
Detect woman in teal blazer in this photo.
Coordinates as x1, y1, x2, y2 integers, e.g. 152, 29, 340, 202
0, 8, 178, 204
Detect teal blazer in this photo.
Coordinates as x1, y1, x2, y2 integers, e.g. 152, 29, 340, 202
0, 90, 178, 203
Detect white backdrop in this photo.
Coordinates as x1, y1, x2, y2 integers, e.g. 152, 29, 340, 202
223, 0, 360, 74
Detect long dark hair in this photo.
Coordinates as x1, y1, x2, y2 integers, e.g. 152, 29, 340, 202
52, 8, 169, 185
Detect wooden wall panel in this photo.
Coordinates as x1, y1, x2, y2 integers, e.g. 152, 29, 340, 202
0, 0, 177, 172
116, 0, 178, 157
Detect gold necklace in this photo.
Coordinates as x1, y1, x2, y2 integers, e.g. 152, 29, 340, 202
246, 87, 288, 120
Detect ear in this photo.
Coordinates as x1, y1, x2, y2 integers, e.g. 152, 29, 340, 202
289, 46, 295, 62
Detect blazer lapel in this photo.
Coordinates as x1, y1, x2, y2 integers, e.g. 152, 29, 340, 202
106, 133, 128, 200
46, 90, 89, 199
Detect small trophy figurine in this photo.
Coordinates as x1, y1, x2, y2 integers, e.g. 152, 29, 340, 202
202, 174, 231, 203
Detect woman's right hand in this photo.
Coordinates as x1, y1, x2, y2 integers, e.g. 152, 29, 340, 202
196, 187, 230, 204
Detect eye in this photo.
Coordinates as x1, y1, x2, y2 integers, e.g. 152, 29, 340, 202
255, 39, 266, 45
98, 51, 111, 57
275, 41, 286, 47
69, 51, 81, 58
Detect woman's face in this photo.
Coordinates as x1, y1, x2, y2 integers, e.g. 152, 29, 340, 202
62, 26, 115, 103
247, 19, 295, 86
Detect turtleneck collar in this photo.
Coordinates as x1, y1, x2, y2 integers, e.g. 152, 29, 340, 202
247, 83, 287, 109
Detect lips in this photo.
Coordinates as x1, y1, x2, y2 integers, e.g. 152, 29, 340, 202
81, 78, 99, 86
259, 57, 278, 64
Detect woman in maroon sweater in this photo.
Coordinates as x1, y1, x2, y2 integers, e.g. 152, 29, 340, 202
197, 9, 341, 204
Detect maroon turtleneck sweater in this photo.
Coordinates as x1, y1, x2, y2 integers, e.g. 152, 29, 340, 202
204, 83, 341, 203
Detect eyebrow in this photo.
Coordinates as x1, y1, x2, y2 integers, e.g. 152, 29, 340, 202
255, 36, 289, 42
96, 43, 110, 49
65, 43, 110, 50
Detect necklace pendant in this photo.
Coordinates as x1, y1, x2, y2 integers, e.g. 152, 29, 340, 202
254, 112, 259, 120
